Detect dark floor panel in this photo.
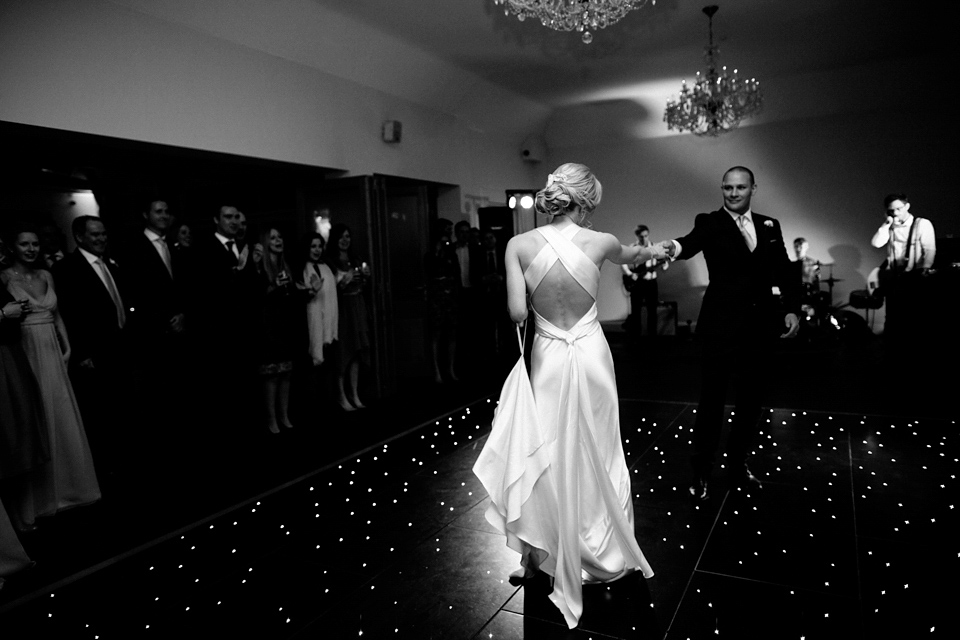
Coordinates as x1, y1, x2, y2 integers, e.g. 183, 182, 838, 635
858, 537, 960, 638
665, 571, 862, 639
301, 524, 521, 639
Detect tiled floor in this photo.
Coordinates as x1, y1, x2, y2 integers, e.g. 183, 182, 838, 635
1, 333, 957, 638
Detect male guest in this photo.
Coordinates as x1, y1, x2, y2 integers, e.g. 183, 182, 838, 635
621, 224, 668, 337
870, 193, 936, 340
454, 220, 482, 377
662, 167, 800, 500
191, 206, 256, 428
124, 199, 186, 347
477, 230, 508, 365
53, 216, 132, 473
121, 199, 188, 459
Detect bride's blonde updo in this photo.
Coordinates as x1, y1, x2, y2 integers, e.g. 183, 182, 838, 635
534, 162, 602, 221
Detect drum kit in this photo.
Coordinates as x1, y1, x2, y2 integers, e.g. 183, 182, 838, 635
799, 262, 850, 339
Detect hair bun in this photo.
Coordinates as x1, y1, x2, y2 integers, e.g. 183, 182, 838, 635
533, 163, 602, 220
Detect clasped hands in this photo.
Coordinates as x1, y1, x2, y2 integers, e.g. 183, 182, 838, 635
646, 241, 675, 261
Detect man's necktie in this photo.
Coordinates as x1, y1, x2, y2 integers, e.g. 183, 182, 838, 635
155, 237, 173, 277
96, 258, 126, 328
225, 240, 238, 264
737, 216, 756, 252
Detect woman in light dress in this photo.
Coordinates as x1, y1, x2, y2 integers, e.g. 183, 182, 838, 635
302, 233, 338, 367
474, 163, 663, 628
1, 228, 100, 528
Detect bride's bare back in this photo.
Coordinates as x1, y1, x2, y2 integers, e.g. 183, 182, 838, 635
506, 221, 629, 332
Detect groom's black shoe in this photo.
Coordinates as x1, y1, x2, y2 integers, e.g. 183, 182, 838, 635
731, 463, 763, 489
688, 477, 709, 501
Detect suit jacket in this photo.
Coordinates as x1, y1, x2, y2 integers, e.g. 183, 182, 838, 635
190, 234, 256, 340
674, 208, 801, 338
52, 249, 130, 367
121, 231, 185, 343
477, 245, 507, 293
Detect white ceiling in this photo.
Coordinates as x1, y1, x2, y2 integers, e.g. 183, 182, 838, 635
316, 0, 947, 108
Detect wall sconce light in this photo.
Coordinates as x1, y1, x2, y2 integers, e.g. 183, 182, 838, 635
382, 120, 402, 143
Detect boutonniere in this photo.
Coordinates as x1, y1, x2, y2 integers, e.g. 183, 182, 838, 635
763, 220, 774, 228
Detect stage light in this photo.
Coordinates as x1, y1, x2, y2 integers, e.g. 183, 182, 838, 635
505, 189, 536, 211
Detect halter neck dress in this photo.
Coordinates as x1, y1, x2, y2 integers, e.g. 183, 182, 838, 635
4, 271, 100, 523
474, 224, 653, 629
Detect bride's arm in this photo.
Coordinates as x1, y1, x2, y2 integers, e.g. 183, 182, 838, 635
605, 233, 663, 265
505, 236, 527, 325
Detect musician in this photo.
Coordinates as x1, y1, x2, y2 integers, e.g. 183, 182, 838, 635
621, 225, 668, 336
871, 193, 936, 339
793, 237, 820, 291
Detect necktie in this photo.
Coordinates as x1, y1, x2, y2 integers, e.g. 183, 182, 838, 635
737, 215, 756, 252
155, 237, 173, 277
225, 240, 238, 264
96, 258, 126, 328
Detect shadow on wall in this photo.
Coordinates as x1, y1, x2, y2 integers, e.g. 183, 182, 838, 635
547, 100, 653, 147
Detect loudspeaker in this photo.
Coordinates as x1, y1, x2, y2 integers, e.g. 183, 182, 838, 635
520, 134, 546, 163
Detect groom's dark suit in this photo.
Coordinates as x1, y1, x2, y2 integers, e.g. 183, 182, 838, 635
672, 208, 800, 482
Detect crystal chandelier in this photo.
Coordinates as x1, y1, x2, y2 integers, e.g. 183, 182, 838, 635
664, 5, 762, 136
492, 0, 653, 44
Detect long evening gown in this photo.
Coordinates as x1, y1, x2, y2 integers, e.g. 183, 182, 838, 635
474, 224, 653, 629
0, 289, 49, 481
4, 271, 100, 523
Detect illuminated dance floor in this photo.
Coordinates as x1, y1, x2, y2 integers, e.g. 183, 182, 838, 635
0, 336, 956, 638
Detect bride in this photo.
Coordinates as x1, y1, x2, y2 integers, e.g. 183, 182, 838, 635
474, 163, 662, 628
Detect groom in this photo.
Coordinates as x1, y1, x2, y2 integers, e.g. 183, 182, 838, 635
662, 166, 800, 500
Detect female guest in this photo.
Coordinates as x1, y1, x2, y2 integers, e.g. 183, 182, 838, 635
473, 164, 662, 628
326, 224, 370, 411
253, 227, 305, 434
302, 233, 338, 366
0, 271, 49, 487
172, 222, 192, 250
1, 274, 49, 535
1, 228, 100, 526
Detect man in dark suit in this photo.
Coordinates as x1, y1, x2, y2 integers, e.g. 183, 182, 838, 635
53, 215, 133, 473
123, 199, 186, 348
454, 220, 484, 378
663, 166, 800, 500
191, 205, 256, 430
120, 199, 188, 461
477, 229, 508, 368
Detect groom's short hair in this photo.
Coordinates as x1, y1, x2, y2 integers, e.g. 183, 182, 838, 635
724, 166, 755, 185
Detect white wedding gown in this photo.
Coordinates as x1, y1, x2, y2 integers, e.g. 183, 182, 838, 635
474, 223, 653, 629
